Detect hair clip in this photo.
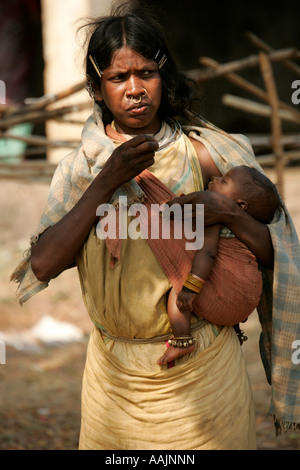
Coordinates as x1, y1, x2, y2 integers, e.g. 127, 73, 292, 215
158, 53, 167, 69
89, 54, 103, 79
154, 49, 167, 69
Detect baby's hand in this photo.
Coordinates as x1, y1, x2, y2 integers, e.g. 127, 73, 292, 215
177, 289, 197, 313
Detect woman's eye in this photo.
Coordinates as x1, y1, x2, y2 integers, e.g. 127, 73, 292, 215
111, 74, 125, 81
141, 70, 154, 77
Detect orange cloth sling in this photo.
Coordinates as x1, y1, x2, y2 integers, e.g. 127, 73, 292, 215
103, 125, 262, 326
101, 167, 262, 326
137, 170, 262, 325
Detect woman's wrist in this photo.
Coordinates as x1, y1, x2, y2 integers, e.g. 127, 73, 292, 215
219, 198, 274, 268
89, 167, 118, 205
219, 197, 242, 227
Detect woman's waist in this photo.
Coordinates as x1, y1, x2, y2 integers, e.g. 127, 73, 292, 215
93, 317, 208, 344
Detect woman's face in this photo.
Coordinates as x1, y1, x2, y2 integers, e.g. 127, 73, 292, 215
95, 46, 162, 135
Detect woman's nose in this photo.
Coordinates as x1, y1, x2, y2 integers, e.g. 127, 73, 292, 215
126, 76, 144, 98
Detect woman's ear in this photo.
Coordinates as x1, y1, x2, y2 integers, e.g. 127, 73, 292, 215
93, 83, 103, 102
236, 199, 248, 211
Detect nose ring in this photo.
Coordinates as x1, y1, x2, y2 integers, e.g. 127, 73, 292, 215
129, 88, 147, 104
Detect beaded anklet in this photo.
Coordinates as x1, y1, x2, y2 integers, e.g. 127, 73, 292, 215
168, 336, 197, 348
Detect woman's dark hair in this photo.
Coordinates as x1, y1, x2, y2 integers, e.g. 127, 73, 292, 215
79, 2, 197, 123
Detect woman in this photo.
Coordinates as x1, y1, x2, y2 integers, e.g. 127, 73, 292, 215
11, 3, 300, 449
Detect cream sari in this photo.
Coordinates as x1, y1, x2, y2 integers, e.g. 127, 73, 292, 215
11, 105, 257, 449
75, 114, 256, 450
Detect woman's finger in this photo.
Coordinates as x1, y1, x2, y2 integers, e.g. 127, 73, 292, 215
121, 134, 159, 151
165, 193, 199, 207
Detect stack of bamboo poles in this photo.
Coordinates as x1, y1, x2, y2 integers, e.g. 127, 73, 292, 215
0, 81, 89, 182
0, 32, 300, 196
186, 32, 300, 199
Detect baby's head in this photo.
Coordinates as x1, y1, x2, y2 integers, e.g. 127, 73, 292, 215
208, 165, 282, 224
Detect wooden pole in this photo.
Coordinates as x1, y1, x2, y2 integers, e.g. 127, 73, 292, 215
199, 57, 300, 124
256, 149, 300, 166
245, 32, 300, 77
0, 131, 80, 148
23, 81, 86, 111
187, 48, 299, 82
0, 102, 91, 130
222, 94, 299, 123
258, 52, 285, 199
0, 161, 56, 183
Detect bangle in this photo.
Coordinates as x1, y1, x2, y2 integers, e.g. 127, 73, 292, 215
168, 336, 197, 348
189, 272, 205, 283
182, 286, 197, 294
183, 273, 205, 294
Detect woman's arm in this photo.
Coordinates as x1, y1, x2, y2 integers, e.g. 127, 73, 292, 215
31, 135, 158, 281
222, 196, 274, 269
166, 188, 274, 270
31, 171, 114, 281
171, 137, 274, 269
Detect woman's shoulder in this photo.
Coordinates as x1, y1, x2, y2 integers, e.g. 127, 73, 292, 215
54, 144, 83, 174
188, 135, 222, 186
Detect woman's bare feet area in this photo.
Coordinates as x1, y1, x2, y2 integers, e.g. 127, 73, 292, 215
157, 344, 195, 366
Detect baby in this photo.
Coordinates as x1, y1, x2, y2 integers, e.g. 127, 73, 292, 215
158, 165, 282, 366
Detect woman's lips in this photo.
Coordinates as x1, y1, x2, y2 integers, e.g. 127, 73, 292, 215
129, 105, 148, 115
127, 102, 149, 115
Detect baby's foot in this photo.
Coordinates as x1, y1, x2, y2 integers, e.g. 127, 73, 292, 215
157, 344, 195, 366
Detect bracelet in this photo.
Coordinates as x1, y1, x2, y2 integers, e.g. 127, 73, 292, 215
189, 272, 205, 282
168, 336, 197, 348
183, 273, 205, 294
182, 286, 197, 294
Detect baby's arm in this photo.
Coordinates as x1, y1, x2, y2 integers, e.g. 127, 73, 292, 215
177, 224, 221, 313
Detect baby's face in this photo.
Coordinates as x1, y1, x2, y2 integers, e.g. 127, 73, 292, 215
208, 166, 250, 201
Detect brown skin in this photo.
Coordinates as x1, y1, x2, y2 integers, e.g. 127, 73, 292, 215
158, 167, 260, 366
157, 223, 222, 365
94, 46, 162, 135
31, 46, 273, 308
175, 138, 274, 270
31, 47, 163, 281
31, 135, 159, 281
158, 156, 274, 366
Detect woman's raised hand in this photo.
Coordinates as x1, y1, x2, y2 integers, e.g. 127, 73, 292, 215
103, 135, 159, 190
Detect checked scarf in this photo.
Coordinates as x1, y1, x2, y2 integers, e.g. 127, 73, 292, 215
11, 104, 300, 435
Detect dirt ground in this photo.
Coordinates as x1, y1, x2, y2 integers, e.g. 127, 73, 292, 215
0, 165, 299, 450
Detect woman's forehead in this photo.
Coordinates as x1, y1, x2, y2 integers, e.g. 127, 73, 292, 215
109, 46, 156, 69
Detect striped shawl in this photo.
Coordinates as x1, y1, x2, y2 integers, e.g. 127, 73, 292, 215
11, 105, 300, 435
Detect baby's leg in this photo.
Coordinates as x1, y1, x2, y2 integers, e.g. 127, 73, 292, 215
157, 287, 195, 366
157, 339, 196, 366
